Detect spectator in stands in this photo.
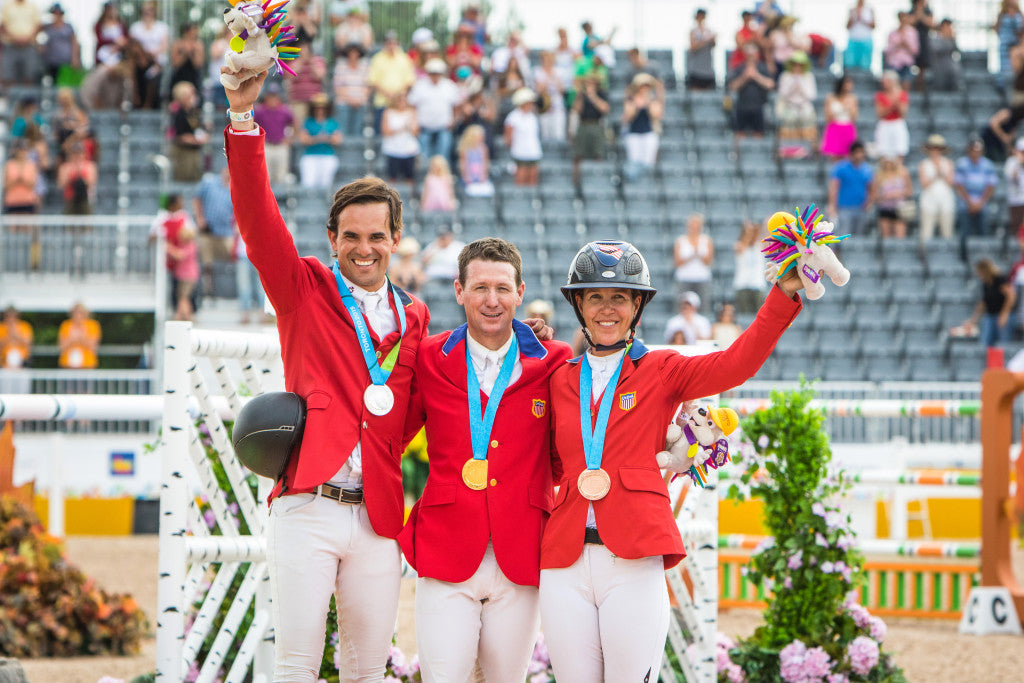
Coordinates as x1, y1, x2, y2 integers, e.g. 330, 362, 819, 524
729, 11, 763, 72
712, 302, 743, 348
954, 138, 999, 257
571, 72, 610, 185
286, 38, 328, 125
168, 222, 200, 322
446, 22, 484, 77
389, 236, 425, 294
572, 43, 613, 102
289, 0, 318, 45
727, 43, 774, 140
298, 94, 342, 189
333, 5, 372, 53
53, 87, 91, 159
534, 51, 567, 141
57, 142, 97, 216
254, 82, 294, 186
17, 101, 50, 180
686, 9, 717, 90
820, 76, 859, 161
492, 31, 531, 77
845, 0, 876, 71
332, 43, 369, 138
733, 220, 766, 314
128, 1, 169, 109
775, 51, 817, 159
193, 167, 235, 298
828, 140, 874, 236
997, 1, 1024, 90
885, 12, 919, 90
496, 57, 530, 125
3, 141, 41, 216
169, 21, 205, 101
207, 24, 232, 107
580, 21, 609, 58
421, 227, 465, 281
625, 48, 665, 99
874, 70, 909, 161
958, 258, 1016, 347
930, 19, 961, 91
505, 88, 542, 186
910, 0, 935, 90
40, 4, 80, 83
0, 306, 33, 369
93, 1, 127, 65
553, 27, 578, 91
918, 134, 957, 242
236, 234, 268, 325
1006, 139, 1024, 233
622, 74, 663, 179
981, 102, 1024, 163
368, 31, 417, 132
663, 291, 712, 345
673, 213, 714, 304
457, 124, 494, 197
420, 156, 456, 213
381, 91, 420, 190
169, 82, 208, 183
11, 96, 42, 140
409, 59, 461, 162
767, 15, 811, 77
408, 29, 436, 73
874, 156, 913, 239
0, 0, 41, 86
454, 80, 497, 158
58, 303, 101, 369
460, 3, 488, 47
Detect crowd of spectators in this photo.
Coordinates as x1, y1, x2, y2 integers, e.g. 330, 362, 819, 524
0, 303, 102, 372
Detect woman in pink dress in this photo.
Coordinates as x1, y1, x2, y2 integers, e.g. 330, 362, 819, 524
820, 75, 859, 160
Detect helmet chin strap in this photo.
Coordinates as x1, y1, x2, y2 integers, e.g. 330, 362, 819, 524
582, 327, 635, 353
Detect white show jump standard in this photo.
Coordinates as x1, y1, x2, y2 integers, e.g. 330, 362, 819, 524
720, 398, 982, 418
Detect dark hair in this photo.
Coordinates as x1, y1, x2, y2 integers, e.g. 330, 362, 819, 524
849, 140, 866, 154
166, 193, 182, 210
457, 238, 523, 287
833, 75, 851, 96
327, 176, 403, 239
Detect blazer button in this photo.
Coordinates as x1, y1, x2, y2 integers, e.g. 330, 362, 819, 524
362, 421, 368, 429
490, 478, 497, 487
376, 350, 382, 358
490, 439, 499, 448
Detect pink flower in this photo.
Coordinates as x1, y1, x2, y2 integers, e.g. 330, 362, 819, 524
826, 674, 849, 683
780, 640, 833, 682
787, 551, 803, 570
726, 662, 745, 682
758, 434, 769, 448
184, 661, 200, 683
812, 502, 826, 517
717, 632, 738, 650
530, 674, 552, 683
389, 645, 409, 677
847, 635, 879, 675
408, 654, 420, 673
97, 678, 125, 683
815, 533, 829, 547
868, 616, 887, 641
821, 561, 835, 573
784, 576, 793, 589
847, 603, 871, 629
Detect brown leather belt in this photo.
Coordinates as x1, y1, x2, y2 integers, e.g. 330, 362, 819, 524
317, 484, 364, 504
584, 527, 604, 545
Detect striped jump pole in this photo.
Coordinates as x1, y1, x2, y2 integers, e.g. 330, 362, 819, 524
720, 398, 981, 418
717, 534, 982, 558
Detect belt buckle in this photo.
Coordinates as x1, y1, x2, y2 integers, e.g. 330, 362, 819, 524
320, 484, 343, 502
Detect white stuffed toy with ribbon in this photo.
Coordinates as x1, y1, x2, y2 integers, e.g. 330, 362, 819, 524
762, 205, 851, 301
656, 401, 740, 487
220, 0, 299, 91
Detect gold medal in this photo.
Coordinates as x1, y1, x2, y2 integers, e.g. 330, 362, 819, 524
462, 458, 488, 490
577, 468, 611, 500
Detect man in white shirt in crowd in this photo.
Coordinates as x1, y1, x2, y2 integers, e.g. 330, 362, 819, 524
422, 226, 466, 281
663, 291, 712, 345
407, 58, 462, 161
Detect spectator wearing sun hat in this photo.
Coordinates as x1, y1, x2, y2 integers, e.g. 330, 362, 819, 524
408, 58, 462, 162
664, 291, 712, 345
367, 30, 416, 132
918, 133, 956, 242
505, 88, 542, 186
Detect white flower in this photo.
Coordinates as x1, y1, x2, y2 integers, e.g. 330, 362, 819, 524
821, 561, 835, 573
757, 434, 770, 448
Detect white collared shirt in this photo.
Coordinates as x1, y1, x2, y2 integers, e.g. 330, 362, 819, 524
583, 348, 626, 529
466, 330, 522, 396
329, 275, 399, 489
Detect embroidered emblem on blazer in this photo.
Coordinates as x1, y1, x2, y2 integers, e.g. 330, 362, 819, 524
532, 399, 546, 418
619, 392, 636, 411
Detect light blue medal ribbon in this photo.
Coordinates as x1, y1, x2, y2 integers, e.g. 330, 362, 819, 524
578, 348, 629, 471
466, 335, 519, 461
331, 261, 407, 387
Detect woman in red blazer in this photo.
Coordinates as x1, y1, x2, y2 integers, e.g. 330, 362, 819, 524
538, 240, 806, 682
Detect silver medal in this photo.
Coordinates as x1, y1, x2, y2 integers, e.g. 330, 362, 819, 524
364, 384, 395, 416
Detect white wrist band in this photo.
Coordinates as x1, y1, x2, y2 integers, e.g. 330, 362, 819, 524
228, 109, 254, 122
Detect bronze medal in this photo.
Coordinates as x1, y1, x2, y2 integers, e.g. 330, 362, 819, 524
462, 458, 488, 490
577, 468, 611, 500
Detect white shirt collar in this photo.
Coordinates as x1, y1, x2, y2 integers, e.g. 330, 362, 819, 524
339, 272, 389, 310
586, 348, 626, 369
466, 330, 515, 367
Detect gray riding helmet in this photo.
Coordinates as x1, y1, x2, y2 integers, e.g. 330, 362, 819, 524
231, 392, 306, 479
561, 240, 657, 330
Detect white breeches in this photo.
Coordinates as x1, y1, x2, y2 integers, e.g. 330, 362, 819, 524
539, 544, 669, 683
266, 493, 402, 682
415, 543, 540, 683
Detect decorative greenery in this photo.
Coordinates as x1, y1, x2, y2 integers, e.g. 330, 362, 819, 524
401, 428, 430, 501
0, 495, 148, 657
722, 382, 907, 683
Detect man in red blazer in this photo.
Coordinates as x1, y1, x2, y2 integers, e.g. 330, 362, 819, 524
399, 238, 571, 682
223, 71, 430, 682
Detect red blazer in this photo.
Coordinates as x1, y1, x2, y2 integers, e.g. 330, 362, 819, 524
541, 286, 802, 570
399, 320, 572, 586
224, 128, 430, 540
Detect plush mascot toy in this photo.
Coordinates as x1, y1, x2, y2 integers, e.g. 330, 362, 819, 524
220, 0, 300, 90
657, 401, 740, 487
762, 205, 851, 300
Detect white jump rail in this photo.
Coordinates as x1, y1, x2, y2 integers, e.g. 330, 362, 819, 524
158, 321, 283, 683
